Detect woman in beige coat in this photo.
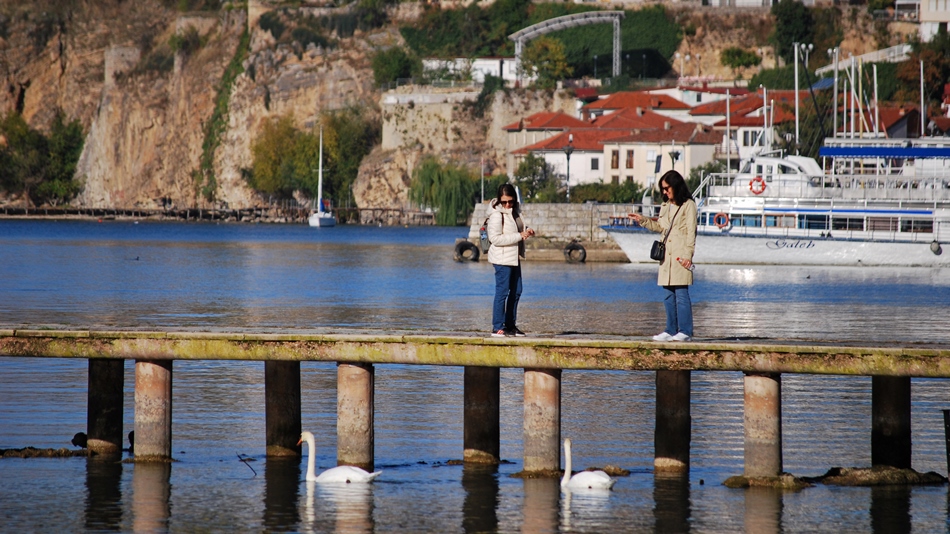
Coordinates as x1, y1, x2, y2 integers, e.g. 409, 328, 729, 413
630, 170, 697, 341
487, 183, 534, 337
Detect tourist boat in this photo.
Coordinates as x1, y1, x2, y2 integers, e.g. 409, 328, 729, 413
603, 142, 950, 266
308, 127, 336, 228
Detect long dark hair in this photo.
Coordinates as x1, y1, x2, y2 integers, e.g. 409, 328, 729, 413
495, 183, 519, 217
658, 170, 692, 206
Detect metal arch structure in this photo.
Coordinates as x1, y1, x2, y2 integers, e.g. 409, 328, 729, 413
509, 11, 625, 84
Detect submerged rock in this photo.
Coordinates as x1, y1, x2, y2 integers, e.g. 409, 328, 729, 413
803, 466, 948, 486
723, 473, 810, 490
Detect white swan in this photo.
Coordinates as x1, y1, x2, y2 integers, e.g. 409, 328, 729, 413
298, 431, 382, 483
560, 438, 616, 490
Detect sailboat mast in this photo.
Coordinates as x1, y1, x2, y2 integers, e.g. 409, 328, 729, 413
318, 126, 324, 212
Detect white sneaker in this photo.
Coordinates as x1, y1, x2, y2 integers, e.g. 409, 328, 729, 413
652, 332, 673, 341
670, 332, 692, 342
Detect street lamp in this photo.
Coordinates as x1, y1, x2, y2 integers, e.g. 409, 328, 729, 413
594, 55, 598, 79
641, 53, 646, 80
625, 53, 630, 76
674, 52, 690, 80
563, 134, 574, 203
793, 42, 814, 153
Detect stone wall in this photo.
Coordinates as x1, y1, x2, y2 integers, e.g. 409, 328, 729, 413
467, 202, 638, 246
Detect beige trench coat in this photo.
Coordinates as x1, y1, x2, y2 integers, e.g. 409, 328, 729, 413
639, 199, 697, 286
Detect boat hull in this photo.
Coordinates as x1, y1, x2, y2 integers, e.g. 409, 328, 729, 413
308, 213, 336, 227
604, 226, 948, 267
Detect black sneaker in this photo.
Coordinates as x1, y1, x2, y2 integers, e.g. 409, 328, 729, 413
506, 327, 526, 337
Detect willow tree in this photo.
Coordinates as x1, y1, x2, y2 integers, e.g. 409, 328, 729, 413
410, 156, 478, 226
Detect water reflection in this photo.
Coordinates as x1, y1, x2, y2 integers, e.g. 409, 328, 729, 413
263, 458, 301, 531
522, 478, 559, 532
84, 457, 123, 531
743, 488, 782, 533
461, 464, 499, 533
561, 487, 612, 531
870, 486, 911, 534
132, 462, 170, 532
653, 473, 690, 533
302, 481, 375, 534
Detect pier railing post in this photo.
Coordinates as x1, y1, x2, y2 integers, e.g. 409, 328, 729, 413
337, 362, 375, 471
743, 372, 782, 478
265, 361, 302, 457
464, 366, 500, 464
134, 360, 173, 460
87, 359, 124, 455
872, 376, 911, 468
655, 370, 690, 473
523, 368, 561, 472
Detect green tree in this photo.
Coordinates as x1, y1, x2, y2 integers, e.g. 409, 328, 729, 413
770, 0, 814, 65
521, 36, 573, 90
320, 107, 380, 208
720, 47, 761, 80
410, 156, 478, 225
687, 160, 725, 195
748, 64, 799, 89
513, 152, 562, 202
0, 111, 85, 206
571, 181, 643, 203
371, 46, 420, 86
248, 115, 301, 198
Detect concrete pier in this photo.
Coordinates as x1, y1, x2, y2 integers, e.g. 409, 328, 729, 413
265, 361, 302, 457
654, 370, 690, 473
872, 376, 911, 468
134, 360, 172, 460
463, 366, 500, 464
337, 362, 375, 471
86, 359, 124, 455
523, 368, 561, 472
743, 372, 782, 477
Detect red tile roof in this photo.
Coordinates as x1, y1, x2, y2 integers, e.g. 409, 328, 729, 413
676, 85, 751, 96
690, 93, 762, 117
511, 129, 620, 154
606, 122, 724, 145
502, 112, 590, 132
591, 107, 684, 129
584, 91, 691, 112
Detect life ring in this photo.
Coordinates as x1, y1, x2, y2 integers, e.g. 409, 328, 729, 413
454, 240, 480, 262
564, 242, 587, 263
749, 176, 766, 195
713, 212, 730, 228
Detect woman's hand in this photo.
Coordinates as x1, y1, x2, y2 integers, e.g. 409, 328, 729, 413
521, 228, 535, 240
628, 213, 643, 224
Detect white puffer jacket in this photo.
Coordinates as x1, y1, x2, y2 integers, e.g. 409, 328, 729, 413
486, 200, 525, 266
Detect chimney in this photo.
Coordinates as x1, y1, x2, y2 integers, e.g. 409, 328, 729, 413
664, 121, 671, 130
636, 106, 643, 116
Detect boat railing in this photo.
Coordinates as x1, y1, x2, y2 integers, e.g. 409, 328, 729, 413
702, 172, 950, 203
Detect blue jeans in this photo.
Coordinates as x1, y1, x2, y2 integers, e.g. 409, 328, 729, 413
662, 285, 693, 337
493, 264, 522, 331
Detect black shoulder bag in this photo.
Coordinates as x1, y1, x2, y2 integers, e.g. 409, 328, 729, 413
649, 205, 682, 262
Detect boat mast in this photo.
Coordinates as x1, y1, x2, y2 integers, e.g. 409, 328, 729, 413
318, 126, 324, 213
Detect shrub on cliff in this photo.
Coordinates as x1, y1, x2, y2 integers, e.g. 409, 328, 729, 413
0, 111, 84, 206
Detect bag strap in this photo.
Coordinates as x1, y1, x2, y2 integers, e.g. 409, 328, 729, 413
660, 205, 683, 245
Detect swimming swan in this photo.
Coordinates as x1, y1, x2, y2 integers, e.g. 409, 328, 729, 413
298, 431, 382, 483
560, 438, 616, 490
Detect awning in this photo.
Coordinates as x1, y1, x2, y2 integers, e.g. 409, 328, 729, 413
819, 146, 950, 158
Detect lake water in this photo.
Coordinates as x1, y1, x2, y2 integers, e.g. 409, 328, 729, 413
1, 219, 949, 533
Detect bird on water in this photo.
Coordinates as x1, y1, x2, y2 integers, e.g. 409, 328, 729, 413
298, 431, 382, 483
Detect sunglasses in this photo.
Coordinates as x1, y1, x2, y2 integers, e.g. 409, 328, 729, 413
500, 199, 515, 206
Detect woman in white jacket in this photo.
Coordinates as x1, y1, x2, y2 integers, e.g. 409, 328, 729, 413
487, 183, 534, 337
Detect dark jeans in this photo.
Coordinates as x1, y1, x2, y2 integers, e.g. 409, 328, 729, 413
662, 285, 693, 337
492, 263, 522, 331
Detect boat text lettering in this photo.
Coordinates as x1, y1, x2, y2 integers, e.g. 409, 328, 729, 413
766, 239, 816, 250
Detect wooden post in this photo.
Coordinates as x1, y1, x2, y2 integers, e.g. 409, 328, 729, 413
134, 360, 172, 460
523, 368, 561, 472
464, 366, 500, 464
743, 372, 782, 477
872, 376, 911, 468
87, 359, 124, 455
265, 361, 302, 457
337, 362, 374, 471
655, 370, 690, 473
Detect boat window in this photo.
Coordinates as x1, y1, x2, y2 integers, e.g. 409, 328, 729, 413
799, 214, 829, 230
900, 219, 933, 233
868, 217, 898, 231
765, 214, 796, 227
733, 214, 761, 227
778, 164, 797, 174
832, 217, 864, 231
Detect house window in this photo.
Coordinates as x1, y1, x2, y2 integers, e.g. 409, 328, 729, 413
611, 150, 619, 169
647, 150, 657, 162
743, 131, 760, 147
625, 150, 634, 169
591, 158, 599, 170
696, 94, 702, 103
626, 176, 634, 183
611, 175, 620, 185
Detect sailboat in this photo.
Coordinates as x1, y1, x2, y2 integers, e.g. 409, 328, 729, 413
308, 127, 336, 227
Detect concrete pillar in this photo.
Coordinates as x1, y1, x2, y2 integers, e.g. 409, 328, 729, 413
654, 370, 690, 473
134, 360, 172, 460
265, 361, 302, 457
464, 366, 500, 464
872, 376, 912, 468
743, 372, 782, 477
523, 368, 561, 472
337, 362, 374, 471
87, 359, 124, 455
